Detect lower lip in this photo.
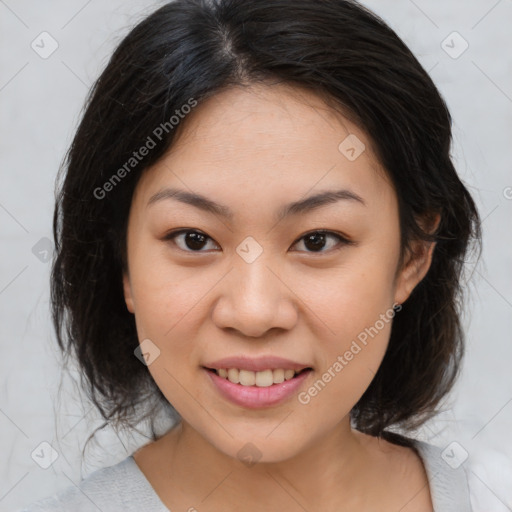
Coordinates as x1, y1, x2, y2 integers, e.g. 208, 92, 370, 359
204, 368, 312, 409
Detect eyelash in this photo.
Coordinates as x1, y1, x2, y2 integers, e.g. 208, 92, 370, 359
162, 229, 355, 254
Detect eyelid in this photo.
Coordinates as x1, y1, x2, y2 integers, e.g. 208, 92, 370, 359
163, 228, 220, 252
292, 229, 354, 246
290, 229, 355, 253
162, 228, 355, 253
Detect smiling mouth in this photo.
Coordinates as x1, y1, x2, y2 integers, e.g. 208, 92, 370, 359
204, 367, 312, 387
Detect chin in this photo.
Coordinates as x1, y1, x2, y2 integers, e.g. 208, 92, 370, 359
200, 424, 309, 466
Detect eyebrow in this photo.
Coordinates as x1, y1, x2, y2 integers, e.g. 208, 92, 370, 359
147, 186, 366, 222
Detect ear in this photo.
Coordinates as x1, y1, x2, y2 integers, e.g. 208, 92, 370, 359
123, 271, 135, 313
394, 213, 441, 306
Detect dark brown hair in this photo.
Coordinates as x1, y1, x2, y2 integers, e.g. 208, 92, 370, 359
51, 0, 481, 443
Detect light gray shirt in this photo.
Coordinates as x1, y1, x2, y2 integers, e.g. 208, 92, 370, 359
18, 440, 473, 511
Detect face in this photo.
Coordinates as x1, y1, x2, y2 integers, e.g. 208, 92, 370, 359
122, 83, 434, 463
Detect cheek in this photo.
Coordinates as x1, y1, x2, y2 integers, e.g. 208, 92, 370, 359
128, 241, 215, 338
299, 252, 398, 343
128, 261, 214, 416
297, 281, 396, 420
127, 249, 221, 396
296, 246, 398, 397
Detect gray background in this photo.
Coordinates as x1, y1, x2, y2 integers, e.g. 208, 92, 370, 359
1, 0, 511, 510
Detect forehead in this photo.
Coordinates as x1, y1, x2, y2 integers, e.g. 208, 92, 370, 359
133, 83, 395, 216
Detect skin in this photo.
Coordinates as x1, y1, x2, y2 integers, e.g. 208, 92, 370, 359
122, 83, 438, 511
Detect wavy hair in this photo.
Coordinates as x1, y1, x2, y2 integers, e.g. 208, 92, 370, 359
51, 0, 481, 443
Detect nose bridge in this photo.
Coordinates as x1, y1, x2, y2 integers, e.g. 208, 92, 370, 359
212, 245, 298, 337
237, 253, 277, 309
233, 235, 279, 307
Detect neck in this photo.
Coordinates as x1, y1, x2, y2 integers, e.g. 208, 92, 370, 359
161, 417, 374, 510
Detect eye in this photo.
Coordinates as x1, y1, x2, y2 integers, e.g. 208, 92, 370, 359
163, 229, 353, 254
164, 229, 220, 252
291, 230, 353, 253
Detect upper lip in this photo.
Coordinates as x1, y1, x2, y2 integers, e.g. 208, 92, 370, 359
203, 355, 312, 372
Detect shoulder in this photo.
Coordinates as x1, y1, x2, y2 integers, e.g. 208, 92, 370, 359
414, 439, 512, 511
16, 456, 168, 512
369, 435, 511, 512
412, 439, 473, 511
358, 432, 474, 511
460, 443, 512, 512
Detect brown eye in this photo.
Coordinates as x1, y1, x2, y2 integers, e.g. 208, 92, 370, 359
164, 229, 220, 252
291, 231, 353, 253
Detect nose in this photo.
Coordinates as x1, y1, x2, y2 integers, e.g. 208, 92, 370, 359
211, 256, 298, 338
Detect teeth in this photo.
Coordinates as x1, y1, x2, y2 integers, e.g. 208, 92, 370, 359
239, 369, 256, 386
284, 369, 295, 380
215, 368, 305, 386
273, 369, 285, 384
255, 369, 273, 387
227, 368, 239, 384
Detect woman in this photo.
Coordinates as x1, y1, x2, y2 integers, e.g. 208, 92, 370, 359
21, 0, 481, 510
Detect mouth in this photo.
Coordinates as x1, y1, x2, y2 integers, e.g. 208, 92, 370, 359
203, 367, 313, 387
202, 358, 313, 409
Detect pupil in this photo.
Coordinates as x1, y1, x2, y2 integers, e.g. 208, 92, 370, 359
186, 232, 206, 250
305, 233, 325, 251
